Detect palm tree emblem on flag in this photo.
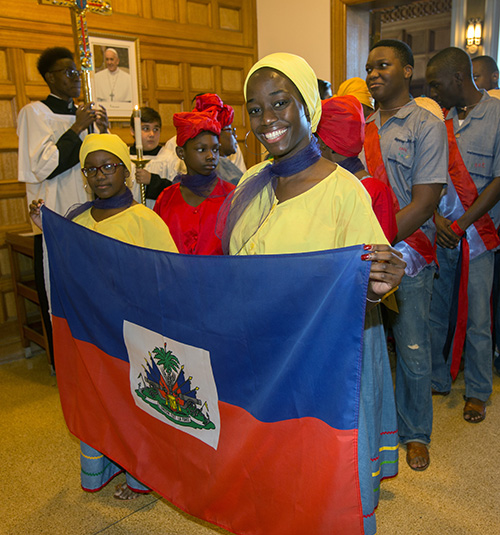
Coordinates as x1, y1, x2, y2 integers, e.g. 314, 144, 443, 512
135, 343, 215, 431
125, 321, 221, 449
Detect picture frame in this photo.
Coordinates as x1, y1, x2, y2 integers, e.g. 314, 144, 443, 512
89, 33, 141, 118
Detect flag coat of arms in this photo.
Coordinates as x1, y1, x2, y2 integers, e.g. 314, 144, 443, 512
42, 207, 373, 535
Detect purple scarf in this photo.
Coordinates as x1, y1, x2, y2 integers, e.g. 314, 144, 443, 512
338, 156, 365, 175
218, 137, 322, 254
65, 188, 133, 220
174, 171, 219, 198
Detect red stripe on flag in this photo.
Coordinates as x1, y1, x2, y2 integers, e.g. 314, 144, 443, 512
53, 316, 363, 535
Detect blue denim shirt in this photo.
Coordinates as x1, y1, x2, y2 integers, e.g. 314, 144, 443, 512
445, 90, 500, 228
366, 100, 448, 274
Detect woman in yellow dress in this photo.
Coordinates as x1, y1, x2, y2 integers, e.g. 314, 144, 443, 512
223, 53, 405, 535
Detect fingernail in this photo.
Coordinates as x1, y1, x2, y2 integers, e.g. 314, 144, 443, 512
361, 254, 370, 261
363, 244, 373, 250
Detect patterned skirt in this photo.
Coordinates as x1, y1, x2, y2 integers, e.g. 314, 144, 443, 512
359, 306, 399, 535
80, 441, 150, 493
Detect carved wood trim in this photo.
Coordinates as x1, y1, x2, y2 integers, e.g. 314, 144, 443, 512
373, 0, 452, 23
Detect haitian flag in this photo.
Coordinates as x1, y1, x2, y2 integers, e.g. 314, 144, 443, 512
42, 207, 371, 535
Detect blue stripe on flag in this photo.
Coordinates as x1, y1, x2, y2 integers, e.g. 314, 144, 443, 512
43, 207, 370, 430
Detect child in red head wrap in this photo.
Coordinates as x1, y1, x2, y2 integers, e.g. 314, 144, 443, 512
195, 94, 242, 184
317, 95, 398, 243
195, 93, 234, 128
154, 109, 235, 254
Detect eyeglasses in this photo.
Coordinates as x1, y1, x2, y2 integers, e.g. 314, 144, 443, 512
49, 68, 81, 80
222, 126, 237, 135
82, 162, 125, 178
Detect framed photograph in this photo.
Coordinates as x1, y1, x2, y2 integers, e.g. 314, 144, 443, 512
89, 33, 141, 118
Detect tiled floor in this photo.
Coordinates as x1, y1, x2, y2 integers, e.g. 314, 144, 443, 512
1, 352, 499, 534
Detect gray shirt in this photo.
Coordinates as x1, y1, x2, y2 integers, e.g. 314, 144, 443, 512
366, 99, 448, 274
445, 90, 500, 227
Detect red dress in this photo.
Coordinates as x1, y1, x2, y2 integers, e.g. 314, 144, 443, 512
360, 176, 398, 244
154, 178, 235, 255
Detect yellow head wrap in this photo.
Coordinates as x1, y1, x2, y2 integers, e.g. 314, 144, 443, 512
244, 52, 322, 133
335, 77, 374, 110
80, 133, 133, 188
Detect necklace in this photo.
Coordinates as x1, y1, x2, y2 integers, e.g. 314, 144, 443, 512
379, 102, 409, 112
457, 102, 480, 113
107, 70, 119, 101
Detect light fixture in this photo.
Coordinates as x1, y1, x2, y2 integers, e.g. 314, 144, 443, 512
466, 18, 482, 54
473, 20, 482, 45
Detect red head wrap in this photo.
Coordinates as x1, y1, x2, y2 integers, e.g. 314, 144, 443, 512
173, 109, 221, 147
195, 93, 235, 128
316, 95, 365, 158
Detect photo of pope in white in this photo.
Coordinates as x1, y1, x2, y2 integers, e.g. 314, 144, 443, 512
94, 46, 132, 103
89, 35, 140, 118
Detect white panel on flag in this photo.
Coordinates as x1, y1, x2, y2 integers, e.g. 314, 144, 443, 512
124, 320, 221, 450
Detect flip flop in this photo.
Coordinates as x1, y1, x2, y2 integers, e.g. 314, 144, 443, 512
463, 397, 486, 423
406, 441, 430, 471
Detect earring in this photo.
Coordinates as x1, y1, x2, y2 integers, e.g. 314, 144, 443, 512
244, 130, 268, 157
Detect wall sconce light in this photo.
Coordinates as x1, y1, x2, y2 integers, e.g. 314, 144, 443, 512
466, 18, 482, 54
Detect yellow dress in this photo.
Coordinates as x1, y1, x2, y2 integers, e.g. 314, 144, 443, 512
73, 203, 178, 252
228, 161, 397, 535
229, 162, 387, 255
75, 202, 177, 494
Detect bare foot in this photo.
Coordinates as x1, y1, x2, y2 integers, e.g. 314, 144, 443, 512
406, 442, 429, 471
113, 482, 142, 500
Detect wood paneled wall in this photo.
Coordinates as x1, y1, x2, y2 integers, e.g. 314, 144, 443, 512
0, 0, 257, 359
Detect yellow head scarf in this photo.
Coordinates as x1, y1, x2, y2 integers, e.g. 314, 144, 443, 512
80, 133, 133, 188
335, 77, 374, 110
80, 133, 132, 172
244, 52, 322, 133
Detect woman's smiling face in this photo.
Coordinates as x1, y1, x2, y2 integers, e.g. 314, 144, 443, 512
246, 68, 311, 161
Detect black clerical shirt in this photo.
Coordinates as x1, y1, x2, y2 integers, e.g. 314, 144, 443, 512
41, 94, 83, 180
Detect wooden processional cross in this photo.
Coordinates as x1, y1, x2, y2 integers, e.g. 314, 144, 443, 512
38, 0, 112, 104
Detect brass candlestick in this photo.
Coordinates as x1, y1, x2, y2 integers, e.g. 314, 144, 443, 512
132, 149, 148, 205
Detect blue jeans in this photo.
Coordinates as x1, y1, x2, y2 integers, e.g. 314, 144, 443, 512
493, 250, 500, 372
389, 265, 435, 445
430, 247, 494, 401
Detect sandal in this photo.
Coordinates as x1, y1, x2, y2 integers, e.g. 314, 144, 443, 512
463, 397, 486, 423
114, 482, 142, 500
406, 441, 430, 471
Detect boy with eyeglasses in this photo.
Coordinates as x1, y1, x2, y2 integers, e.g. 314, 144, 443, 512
18, 46, 108, 214
17, 46, 108, 368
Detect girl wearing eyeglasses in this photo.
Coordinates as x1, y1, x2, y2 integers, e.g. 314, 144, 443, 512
30, 133, 177, 252
29, 134, 177, 500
